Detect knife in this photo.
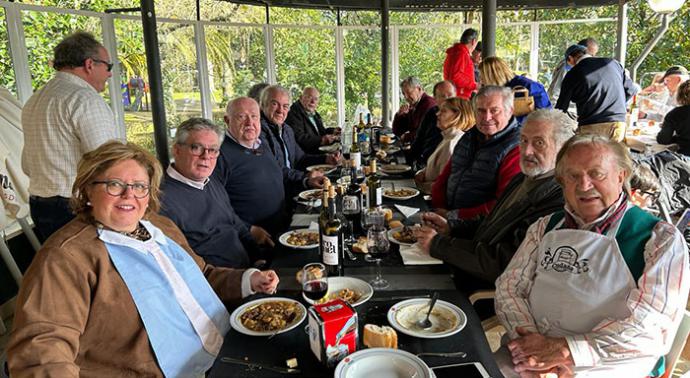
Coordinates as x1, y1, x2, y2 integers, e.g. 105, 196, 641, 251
220, 357, 301, 374
369, 294, 431, 302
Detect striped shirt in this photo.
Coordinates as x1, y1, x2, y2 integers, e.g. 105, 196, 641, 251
495, 201, 690, 369
21, 72, 125, 198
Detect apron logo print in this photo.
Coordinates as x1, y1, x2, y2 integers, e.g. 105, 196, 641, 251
541, 246, 590, 274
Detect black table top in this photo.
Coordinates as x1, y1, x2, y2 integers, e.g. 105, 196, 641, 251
208, 289, 502, 377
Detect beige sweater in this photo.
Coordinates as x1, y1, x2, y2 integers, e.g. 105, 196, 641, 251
418, 127, 464, 194
7, 213, 244, 377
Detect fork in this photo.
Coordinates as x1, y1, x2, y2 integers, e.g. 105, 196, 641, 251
416, 351, 467, 358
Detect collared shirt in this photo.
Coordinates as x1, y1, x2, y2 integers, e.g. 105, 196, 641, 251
563, 193, 626, 231
166, 165, 208, 190
307, 113, 319, 134
22, 71, 124, 198
225, 130, 261, 150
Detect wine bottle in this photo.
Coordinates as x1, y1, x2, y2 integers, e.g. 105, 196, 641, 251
357, 113, 365, 132
365, 113, 372, 129
350, 127, 361, 169
367, 160, 382, 209
321, 186, 344, 276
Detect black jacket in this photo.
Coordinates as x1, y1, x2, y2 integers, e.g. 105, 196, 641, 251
430, 173, 564, 291
406, 106, 442, 167
285, 101, 331, 154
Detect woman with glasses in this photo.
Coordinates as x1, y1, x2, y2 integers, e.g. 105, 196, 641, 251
414, 97, 475, 194
7, 141, 279, 377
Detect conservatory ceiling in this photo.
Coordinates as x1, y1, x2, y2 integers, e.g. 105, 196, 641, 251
220, 0, 626, 11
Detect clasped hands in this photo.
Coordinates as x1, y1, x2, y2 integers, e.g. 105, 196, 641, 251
507, 327, 574, 378
249, 270, 279, 294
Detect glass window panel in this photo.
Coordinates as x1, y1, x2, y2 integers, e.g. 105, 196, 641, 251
0, 7, 16, 95
270, 8, 336, 26
391, 11, 466, 25
19, 0, 138, 12
340, 11, 380, 26
273, 27, 337, 126
343, 28, 382, 121
204, 25, 267, 124
199, 1, 264, 23
22, 10, 101, 91
496, 24, 531, 78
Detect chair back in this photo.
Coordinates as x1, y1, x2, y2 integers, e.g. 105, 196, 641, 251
662, 309, 690, 378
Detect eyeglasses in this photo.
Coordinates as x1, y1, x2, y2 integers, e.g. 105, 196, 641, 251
179, 143, 220, 157
92, 180, 150, 198
91, 58, 114, 72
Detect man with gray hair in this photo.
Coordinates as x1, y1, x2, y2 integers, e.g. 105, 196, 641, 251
443, 28, 479, 99
160, 117, 274, 268
407, 80, 456, 167
392, 76, 436, 143
415, 109, 575, 291
22, 31, 124, 240
494, 135, 689, 377
431, 86, 522, 221
285, 86, 340, 154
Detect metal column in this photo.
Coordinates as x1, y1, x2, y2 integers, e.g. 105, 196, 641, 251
140, 0, 169, 167
482, 0, 497, 58
381, 0, 390, 128
615, 0, 629, 66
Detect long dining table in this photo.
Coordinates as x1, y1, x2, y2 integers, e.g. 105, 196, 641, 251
208, 144, 503, 377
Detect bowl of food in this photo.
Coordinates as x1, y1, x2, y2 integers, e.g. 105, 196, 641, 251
279, 229, 320, 249
230, 297, 307, 336
306, 164, 337, 175
387, 226, 417, 246
380, 164, 411, 175
387, 298, 466, 339
383, 187, 419, 200
302, 276, 373, 307
298, 189, 323, 201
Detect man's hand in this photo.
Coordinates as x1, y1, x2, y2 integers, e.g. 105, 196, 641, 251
307, 171, 327, 188
412, 226, 436, 255
421, 212, 450, 236
434, 208, 449, 218
325, 151, 342, 165
250, 270, 279, 294
321, 134, 338, 146
414, 169, 426, 187
331, 127, 342, 136
508, 328, 574, 374
398, 103, 410, 115
250, 225, 275, 247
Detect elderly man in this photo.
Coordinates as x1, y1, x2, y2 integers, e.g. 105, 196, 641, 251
286, 87, 340, 154
443, 28, 479, 100
392, 76, 437, 143
645, 65, 689, 121
214, 97, 289, 236
161, 118, 274, 268
432, 86, 522, 220
415, 109, 575, 292
556, 44, 635, 142
494, 135, 690, 377
548, 38, 598, 102
260, 85, 336, 192
22, 31, 124, 240
407, 80, 456, 167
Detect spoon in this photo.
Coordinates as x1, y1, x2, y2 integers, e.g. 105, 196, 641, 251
417, 292, 439, 329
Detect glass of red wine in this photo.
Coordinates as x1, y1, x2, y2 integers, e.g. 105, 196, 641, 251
302, 263, 328, 302
366, 224, 390, 289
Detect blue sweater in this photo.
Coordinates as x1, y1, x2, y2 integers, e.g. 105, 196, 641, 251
160, 171, 253, 268
213, 135, 288, 236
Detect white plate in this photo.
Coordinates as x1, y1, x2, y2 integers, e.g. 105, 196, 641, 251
336, 176, 351, 185
230, 297, 307, 337
298, 189, 323, 201
387, 298, 466, 339
302, 276, 373, 307
335, 348, 432, 378
306, 164, 337, 175
382, 187, 419, 200
380, 164, 411, 175
384, 146, 401, 154
279, 228, 320, 249
387, 226, 416, 246
319, 143, 341, 153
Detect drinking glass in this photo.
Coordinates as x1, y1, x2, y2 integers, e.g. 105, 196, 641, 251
366, 225, 390, 289
362, 209, 385, 233
302, 263, 328, 302
342, 194, 361, 243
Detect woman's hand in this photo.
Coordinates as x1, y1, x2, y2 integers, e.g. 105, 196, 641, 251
250, 270, 279, 294
414, 169, 426, 186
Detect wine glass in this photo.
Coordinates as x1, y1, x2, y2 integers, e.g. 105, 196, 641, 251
362, 209, 385, 233
342, 194, 361, 244
366, 224, 390, 289
302, 263, 328, 302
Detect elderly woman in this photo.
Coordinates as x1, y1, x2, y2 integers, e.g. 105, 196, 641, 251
657, 80, 690, 155
479, 56, 551, 123
414, 97, 474, 194
7, 141, 279, 377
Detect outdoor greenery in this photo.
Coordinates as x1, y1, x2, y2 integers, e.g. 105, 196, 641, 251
1, 0, 689, 153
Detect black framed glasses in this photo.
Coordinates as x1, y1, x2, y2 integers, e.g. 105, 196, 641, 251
179, 143, 220, 157
92, 180, 150, 198
91, 58, 114, 72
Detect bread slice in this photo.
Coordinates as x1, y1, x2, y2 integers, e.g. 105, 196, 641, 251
363, 324, 398, 349
351, 236, 369, 254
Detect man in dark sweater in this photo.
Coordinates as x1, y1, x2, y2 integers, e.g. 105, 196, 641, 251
415, 109, 576, 292
407, 80, 456, 168
285, 87, 340, 154
556, 44, 634, 142
392, 76, 437, 143
161, 117, 275, 268
214, 97, 290, 237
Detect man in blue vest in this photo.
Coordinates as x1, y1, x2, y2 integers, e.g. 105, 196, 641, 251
494, 135, 689, 377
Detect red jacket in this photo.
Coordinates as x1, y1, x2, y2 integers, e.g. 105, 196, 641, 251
443, 43, 477, 100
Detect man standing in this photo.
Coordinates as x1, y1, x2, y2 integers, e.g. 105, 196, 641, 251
285, 87, 339, 154
22, 31, 124, 240
494, 135, 689, 377
161, 118, 274, 268
214, 97, 288, 236
415, 109, 575, 292
443, 28, 479, 100
556, 44, 634, 142
407, 80, 456, 168
548, 38, 599, 102
432, 86, 522, 220
392, 76, 436, 143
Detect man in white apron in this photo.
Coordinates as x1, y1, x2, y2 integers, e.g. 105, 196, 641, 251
494, 135, 690, 377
